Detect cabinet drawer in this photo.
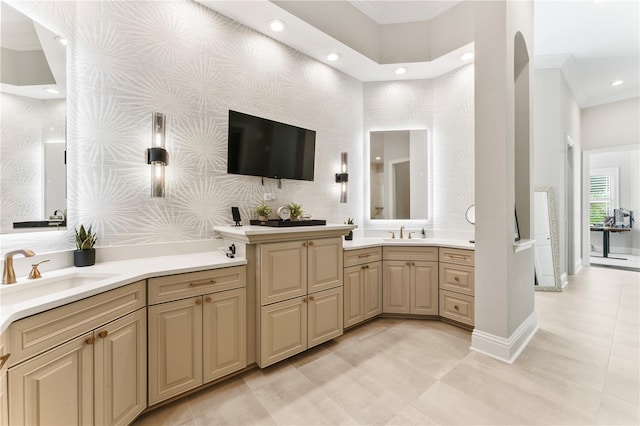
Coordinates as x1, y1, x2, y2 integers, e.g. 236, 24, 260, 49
439, 247, 474, 266
439, 263, 474, 296
344, 247, 382, 268
9, 280, 145, 366
439, 290, 474, 326
148, 266, 246, 304
383, 246, 438, 262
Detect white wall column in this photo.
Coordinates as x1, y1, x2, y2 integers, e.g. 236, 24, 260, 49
471, 0, 538, 363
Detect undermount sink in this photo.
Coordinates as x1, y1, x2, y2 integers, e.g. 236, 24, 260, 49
383, 238, 425, 243
0, 272, 117, 306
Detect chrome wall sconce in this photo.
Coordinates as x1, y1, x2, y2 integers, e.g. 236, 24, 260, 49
335, 152, 349, 203
145, 112, 168, 197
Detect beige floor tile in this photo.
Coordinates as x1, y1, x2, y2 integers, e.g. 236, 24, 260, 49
190, 391, 276, 426
598, 394, 640, 425
516, 344, 607, 391
187, 375, 252, 418
241, 359, 294, 391
251, 366, 351, 425
133, 399, 193, 426
385, 404, 439, 425
412, 381, 515, 425
440, 361, 597, 424
603, 370, 640, 405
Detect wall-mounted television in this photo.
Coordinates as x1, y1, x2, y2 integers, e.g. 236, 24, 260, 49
227, 110, 316, 181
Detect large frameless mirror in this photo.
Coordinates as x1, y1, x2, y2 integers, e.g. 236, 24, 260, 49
0, 0, 67, 233
368, 129, 430, 220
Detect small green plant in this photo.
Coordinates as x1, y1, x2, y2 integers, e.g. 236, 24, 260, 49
287, 202, 303, 218
345, 217, 354, 225
255, 204, 272, 218
75, 225, 97, 250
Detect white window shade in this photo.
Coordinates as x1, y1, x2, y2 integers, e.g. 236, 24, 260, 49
589, 167, 619, 225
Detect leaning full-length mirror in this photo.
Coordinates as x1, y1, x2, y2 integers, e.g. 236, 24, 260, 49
0, 1, 67, 233
369, 129, 430, 220
533, 187, 562, 291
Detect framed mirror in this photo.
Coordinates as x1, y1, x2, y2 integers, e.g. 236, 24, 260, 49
0, 1, 67, 233
368, 129, 431, 221
533, 187, 562, 291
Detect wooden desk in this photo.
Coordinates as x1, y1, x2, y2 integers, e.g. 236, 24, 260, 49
590, 226, 632, 259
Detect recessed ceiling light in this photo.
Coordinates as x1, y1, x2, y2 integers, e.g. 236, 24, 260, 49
394, 67, 408, 75
268, 19, 285, 32
326, 52, 340, 62
44, 88, 59, 94
55, 36, 68, 46
610, 80, 624, 86
460, 52, 474, 61
375, 156, 381, 161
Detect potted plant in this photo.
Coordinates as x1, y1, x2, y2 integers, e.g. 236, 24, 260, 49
344, 217, 354, 240
287, 202, 303, 221
255, 204, 272, 223
74, 224, 97, 267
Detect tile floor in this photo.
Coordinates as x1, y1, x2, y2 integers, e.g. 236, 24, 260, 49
134, 266, 639, 425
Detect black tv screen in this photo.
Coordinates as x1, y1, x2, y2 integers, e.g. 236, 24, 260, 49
227, 110, 316, 181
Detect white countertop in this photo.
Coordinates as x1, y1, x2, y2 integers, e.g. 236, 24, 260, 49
0, 251, 246, 334
343, 237, 475, 251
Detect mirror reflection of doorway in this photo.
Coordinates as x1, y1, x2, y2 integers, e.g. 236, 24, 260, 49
392, 160, 410, 219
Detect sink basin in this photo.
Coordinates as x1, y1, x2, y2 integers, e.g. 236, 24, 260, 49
0, 272, 117, 305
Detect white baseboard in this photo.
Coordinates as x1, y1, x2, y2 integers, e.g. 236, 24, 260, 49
573, 259, 582, 276
470, 311, 539, 364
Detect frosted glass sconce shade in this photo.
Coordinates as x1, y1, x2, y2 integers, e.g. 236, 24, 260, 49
145, 112, 168, 197
335, 152, 349, 203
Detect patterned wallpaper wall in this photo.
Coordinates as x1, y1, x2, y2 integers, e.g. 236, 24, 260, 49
3, 0, 363, 253
1, 94, 66, 231
2, 1, 474, 254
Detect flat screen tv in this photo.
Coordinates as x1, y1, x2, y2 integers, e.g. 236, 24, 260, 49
227, 110, 316, 181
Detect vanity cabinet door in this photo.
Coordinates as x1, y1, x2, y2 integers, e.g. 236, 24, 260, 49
148, 297, 203, 405
307, 237, 343, 293
0, 331, 8, 426
9, 333, 93, 426
343, 265, 365, 328
203, 288, 246, 384
260, 241, 308, 305
412, 261, 438, 315
94, 309, 147, 426
260, 297, 307, 367
0, 367, 6, 426
383, 261, 411, 314
363, 261, 383, 320
307, 287, 343, 349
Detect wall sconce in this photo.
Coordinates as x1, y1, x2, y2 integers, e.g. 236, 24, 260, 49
335, 152, 349, 203
145, 112, 168, 197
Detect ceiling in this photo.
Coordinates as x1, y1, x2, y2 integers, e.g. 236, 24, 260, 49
0, 1, 66, 99
198, 0, 639, 108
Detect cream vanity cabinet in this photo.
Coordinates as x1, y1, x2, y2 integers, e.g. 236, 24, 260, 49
382, 246, 439, 315
147, 266, 246, 405
0, 331, 9, 425
439, 247, 475, 326
7, 281, 147, 426
258, 237, 343, 367
343, 247, 382, 328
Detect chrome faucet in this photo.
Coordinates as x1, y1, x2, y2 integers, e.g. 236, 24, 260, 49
3, 249, 35, 284
399, 225, 405, 239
